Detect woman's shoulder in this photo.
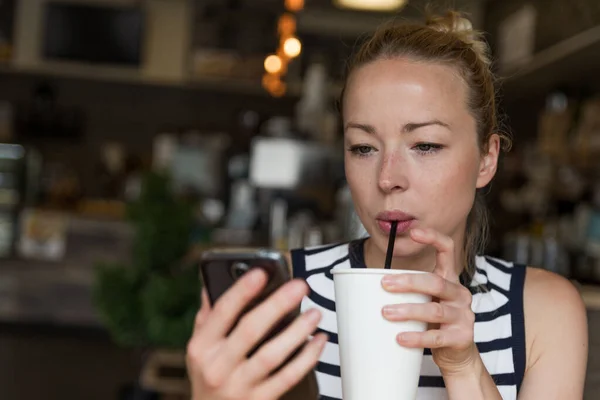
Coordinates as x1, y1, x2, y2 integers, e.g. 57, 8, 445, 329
523, 266, 583, 304
522, 266, 586, 325
522, 266, 587, 372
522, 266, 586, 321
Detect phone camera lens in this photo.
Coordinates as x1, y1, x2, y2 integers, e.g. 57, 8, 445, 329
230, 262, 250, 279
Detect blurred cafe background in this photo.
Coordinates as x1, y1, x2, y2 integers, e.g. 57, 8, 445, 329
0, 0, 599, 398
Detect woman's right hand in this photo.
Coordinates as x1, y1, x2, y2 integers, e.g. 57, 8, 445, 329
186, 268, 327, 400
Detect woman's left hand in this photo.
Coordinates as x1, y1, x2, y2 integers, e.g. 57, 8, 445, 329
380, 228, 478, 375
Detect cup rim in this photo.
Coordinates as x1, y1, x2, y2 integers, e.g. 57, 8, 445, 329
331, 268, 429, 275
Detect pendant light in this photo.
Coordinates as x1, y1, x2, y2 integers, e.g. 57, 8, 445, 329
263, 0, 304, 97
334, 0, 407, 12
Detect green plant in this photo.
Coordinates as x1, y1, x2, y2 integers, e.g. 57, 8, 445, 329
93, 172, 200, 349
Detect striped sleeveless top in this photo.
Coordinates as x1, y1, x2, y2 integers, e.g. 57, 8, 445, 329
290, 239, 527, 400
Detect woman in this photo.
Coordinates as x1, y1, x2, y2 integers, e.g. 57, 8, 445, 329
186, 10, 588, 400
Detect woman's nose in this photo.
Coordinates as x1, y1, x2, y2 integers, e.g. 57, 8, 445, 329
378, 152, 409, 193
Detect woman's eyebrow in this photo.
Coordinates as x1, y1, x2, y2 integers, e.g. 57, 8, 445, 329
403, 120, 451, 133
344, 122, 376, 134
344, 120, 451, 134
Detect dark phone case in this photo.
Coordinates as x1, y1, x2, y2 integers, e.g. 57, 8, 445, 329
200, 248, 291, 307
200, 249, 302, 352
198, 248, 319, 400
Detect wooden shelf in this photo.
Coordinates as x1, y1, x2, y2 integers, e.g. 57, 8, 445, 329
500, 24, 600, 102
0, 62, 301, 98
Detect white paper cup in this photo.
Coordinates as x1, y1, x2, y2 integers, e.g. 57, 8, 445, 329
331, 269, 431, 400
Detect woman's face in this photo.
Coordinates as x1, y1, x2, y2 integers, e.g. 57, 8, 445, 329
343, 58, 499, 260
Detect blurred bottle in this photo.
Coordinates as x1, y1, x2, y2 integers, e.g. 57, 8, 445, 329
0, 144, 27, 258
295, 60, 338, 144
270, 198, 288, 251
287, 210, 316, 249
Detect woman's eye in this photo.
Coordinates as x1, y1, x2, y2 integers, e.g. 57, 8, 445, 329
349, 145, 375, 156
414, 143, 443, 154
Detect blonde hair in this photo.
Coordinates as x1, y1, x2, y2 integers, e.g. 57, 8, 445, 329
341, 10, 512, 282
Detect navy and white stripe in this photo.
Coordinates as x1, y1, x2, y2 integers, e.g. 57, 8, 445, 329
291, 239, 527, 400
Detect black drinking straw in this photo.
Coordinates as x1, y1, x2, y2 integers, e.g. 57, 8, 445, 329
384, 221, 398, 269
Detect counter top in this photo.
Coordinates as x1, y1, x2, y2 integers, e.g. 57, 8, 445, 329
578, 284, 600, 311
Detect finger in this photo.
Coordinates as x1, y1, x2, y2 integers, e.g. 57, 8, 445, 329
194, 288, 212, 329
186, 289, 216, 375
200, 268, 268, 343
218, 279, 309, 368
252, 333, 328, 400
239, 308, 322, 385
410, 228, 458, 282
382, 272, 465, 302
382, 303, 463, 324
396, 328, 474, 349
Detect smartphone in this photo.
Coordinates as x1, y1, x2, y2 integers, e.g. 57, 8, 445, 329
199, 247, 319, 399
199, 248, 298, 349
200, 247, 291, 304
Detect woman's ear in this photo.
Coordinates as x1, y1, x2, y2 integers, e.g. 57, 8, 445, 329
476, 134, 500, 189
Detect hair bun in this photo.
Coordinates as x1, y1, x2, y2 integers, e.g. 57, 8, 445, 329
453, 17, 473, 33
426, 10, 491, 67
426, 10, 472, 34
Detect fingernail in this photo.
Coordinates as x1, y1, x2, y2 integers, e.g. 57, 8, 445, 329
382, 275, 405, 288
314, 333, 328, 347
381, 275, 395, 286
382, 305, 401, 317
305, 309, 322, 323
290, 280, 308, 296
247, 268, 265, 285
411, 228, 425, 236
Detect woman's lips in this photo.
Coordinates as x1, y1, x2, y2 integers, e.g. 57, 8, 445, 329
375, 210, 416, 235
376, 219, 415, 235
